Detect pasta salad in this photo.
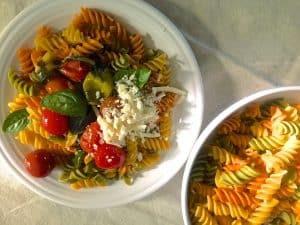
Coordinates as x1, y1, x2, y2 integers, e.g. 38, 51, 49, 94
2, 7, 185, 190
189, 99, 300, 225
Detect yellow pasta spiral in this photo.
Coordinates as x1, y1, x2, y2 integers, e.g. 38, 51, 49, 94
26, 106, 42, 121
125, 137, 138, 165
159, 113, 172, 139
255, 170, 287, 200
262, 136, 300, 173
137, 153, 160, 170
70, 179, 107, 190
71, 38, 103, 55
8, 94, 27, 112
283, 105, 299, 121
208, 146, 243, 165
194, 206, 218, 225
246, 198, 279, 225
16, 130, 64, 153
250, 122, 270, 138
34, 34, 70, 58
143, 52, 168, 72
141, 137, 170, 151
62, 24, 86, 44
206, 195, 249, 219
272, 121, 300, 136
27, 120, 50, 139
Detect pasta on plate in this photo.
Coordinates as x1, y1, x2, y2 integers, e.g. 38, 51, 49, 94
189, 99, 300, 225
2, 7, 185, 190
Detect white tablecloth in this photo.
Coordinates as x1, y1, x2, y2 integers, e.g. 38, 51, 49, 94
1, 0, 299, 224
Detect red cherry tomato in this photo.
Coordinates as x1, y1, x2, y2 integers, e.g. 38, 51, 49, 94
42, 109, 69, 135
59, 60, 90, 82
45, 77, 69, 93
94, 143, 126, 169
24, 149, 55, 177
80, 122, 104, 153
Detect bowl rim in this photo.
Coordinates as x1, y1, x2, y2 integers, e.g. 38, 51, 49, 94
181, 86, 300, 225
0, 0, 204, 208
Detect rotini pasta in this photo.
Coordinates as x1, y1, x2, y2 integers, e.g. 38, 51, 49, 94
2, 7, 185, 190
188, 99, 300, 225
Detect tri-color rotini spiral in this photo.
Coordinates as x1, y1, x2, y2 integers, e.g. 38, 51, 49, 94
248, 135, 288, 151
246, 198, 279, 225
220, 165, 260, 186
255, 170, 287, 200
8, 70, 39, 96
262, 136, 300, 173
206, 195, 249, 219
194, 206, 218, 225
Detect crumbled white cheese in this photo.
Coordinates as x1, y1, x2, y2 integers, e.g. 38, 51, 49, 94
97, 79, 159, 146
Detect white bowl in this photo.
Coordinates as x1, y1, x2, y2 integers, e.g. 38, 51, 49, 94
181, 86, 300, 224
0, 0, 204, 208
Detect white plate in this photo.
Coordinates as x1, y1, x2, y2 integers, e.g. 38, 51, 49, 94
181, 86, 300, 225
0, 0, 204, 208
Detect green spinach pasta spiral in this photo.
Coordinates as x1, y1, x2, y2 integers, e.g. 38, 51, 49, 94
8, 70, 39, 96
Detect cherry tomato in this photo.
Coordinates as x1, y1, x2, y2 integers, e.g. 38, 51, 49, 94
60, 60, 90, 82
100, 96, 121, 117
80, 122, 104, 153
24, 149, 55, 177
45, 77, 69, 93
94, 143, 126, 169
42, 109, 69, 135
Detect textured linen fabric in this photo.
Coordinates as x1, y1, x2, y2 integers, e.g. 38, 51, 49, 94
0, 0, 299, 224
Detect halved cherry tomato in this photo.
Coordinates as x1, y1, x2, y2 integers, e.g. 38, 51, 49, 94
94, 143, 126, 169
80, 122, 104, 153
45, 77, 69, 93
24, 149, 55, 177
42, 109, 69, 135
60, 60, 90, 82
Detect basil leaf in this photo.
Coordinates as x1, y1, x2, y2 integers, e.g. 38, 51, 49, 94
135, 67, 151, 89
113, 67, 151, 89
113, 69, 136, 82
41, 90, 88, 117
2, 109, 30, 133
69, 107, 96, 134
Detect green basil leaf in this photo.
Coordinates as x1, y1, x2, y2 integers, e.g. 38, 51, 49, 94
69, 107, 96, 134
135, 67, 151, 89
73, 150, 85, 169
41, 90, 88, 117
2, 109, 30, 133
113, 69, 136, 82
113, 68, 151, 89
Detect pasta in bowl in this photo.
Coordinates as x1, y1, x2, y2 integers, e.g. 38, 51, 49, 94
0, 0, 203, 208
181, 86, 300, 225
